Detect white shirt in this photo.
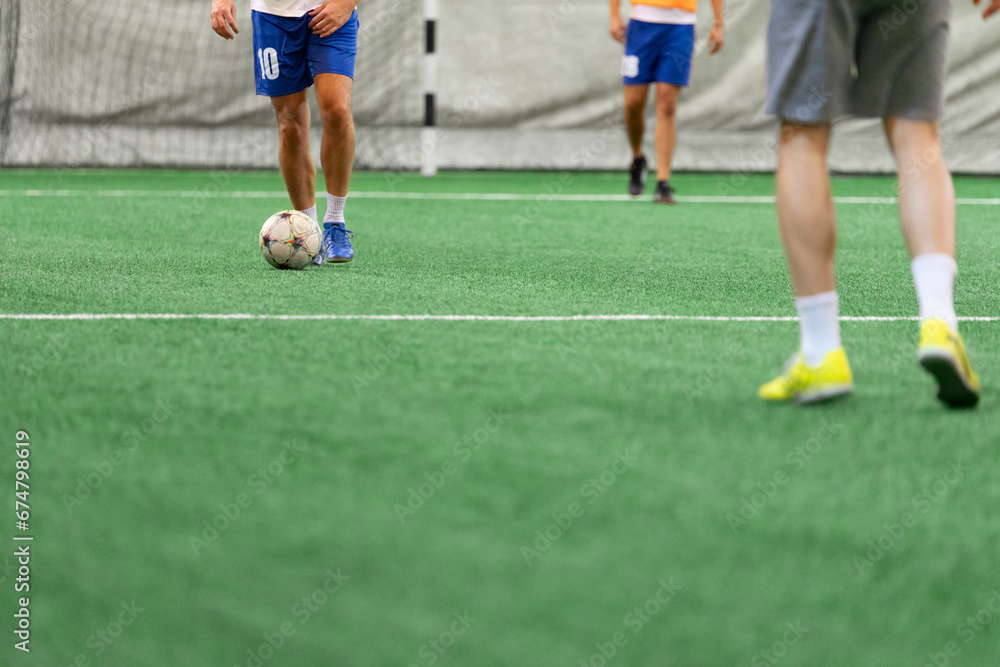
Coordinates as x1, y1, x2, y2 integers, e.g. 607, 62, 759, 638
630, 5, 697, 25
251, 0, 324, 18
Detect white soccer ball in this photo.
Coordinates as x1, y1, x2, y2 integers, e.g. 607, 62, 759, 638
259, 211, 321, 270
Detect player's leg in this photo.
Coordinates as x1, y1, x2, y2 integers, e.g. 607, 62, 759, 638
251, 10, 324, 263
758, 119, 853, 403
314, 73, 354, 199
651, 24, 694, 204
653, 83, 679, 203
271, 91, 316, 213
313, 72, 354, 262
776, 122, 836, 299
862, 0, 977, 406
308, 11, 358, 263
623, 84, 650, 195
758, 0, 853, 403
623, 84, 649, 160
884, 117, 978, 406
885, 118, 954, 260
622, 19, 657, 196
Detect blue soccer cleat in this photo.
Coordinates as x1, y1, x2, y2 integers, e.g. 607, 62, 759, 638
323, 223, 354, 263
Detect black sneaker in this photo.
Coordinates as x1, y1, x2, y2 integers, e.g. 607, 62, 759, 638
655, 180, 675, 204
628, 156, 648, 196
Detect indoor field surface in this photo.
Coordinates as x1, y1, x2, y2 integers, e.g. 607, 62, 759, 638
1, 169, 998, 666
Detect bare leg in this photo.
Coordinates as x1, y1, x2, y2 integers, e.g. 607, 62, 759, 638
884, 117, 955, 258
623, 84, 649, 159
885, 116, 960, 335
313, 73, 355, 198
885, 117, 977, 405
654, 84, 679, 181
759, 120, 846, 390
270, 91, 316, 210
776, 121, 836, 297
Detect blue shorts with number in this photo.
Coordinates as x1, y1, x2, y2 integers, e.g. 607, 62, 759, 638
622, 20, 695, 86
251, 9, 358, 97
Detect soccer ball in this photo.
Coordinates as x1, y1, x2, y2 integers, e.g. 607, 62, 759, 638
259, 211, 321, 270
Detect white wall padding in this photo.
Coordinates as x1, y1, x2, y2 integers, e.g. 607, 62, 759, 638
2, 0, 998, 172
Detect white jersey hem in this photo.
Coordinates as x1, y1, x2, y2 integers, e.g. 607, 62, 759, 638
629, 5, 697, 25
250, 0, 323, 18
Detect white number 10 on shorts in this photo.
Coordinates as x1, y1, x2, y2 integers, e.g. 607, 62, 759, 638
258, 47, 280, 80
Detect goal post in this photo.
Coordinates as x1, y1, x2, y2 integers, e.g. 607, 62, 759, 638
421, 0, 438, 178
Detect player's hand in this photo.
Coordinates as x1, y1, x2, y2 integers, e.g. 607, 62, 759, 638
707, 22, 724, 54
210, 0, 239, 39
610, 15, 627, 44
308, 0, 356, 38
973, 0, 1000, 19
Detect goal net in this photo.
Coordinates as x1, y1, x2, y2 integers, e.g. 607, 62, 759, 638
0, 0, 424, 169
2, 0, 998, 173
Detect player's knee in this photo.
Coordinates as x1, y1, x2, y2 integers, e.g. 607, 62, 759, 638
656, 94, 677, 118
319, 98, 352, 127
624, 96, 645, 116
885, 119, 940, 162
274, 109, 309, 140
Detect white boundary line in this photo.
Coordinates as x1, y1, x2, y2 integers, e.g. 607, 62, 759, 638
1, 189, 998, 205
0, 314, 997, 322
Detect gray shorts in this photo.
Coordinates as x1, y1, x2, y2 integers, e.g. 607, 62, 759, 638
766, 0, 950, 122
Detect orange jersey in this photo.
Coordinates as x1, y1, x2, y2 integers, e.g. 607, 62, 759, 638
632, 0, 698, 13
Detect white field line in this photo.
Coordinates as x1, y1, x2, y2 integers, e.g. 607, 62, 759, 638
0, 314, 997, 322
0, 189, 998, 205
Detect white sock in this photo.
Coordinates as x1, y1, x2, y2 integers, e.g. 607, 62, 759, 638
324, 194, 346, 226
911, 253, 958, 333
298, 205, 318, 224
796, 291, 841, 366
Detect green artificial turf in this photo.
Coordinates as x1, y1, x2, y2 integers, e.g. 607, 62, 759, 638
1, 169, 998, 666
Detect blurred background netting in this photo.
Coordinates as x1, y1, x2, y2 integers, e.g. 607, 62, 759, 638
1, 0, 999, 172
0, 0, 423, 169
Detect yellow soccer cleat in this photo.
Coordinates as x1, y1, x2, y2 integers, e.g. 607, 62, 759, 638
918, 318, 980, 409
759, 348, 854, 404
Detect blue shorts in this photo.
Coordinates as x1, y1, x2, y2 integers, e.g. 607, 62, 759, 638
251, 9, 358, 97
622, 20, 695, 86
